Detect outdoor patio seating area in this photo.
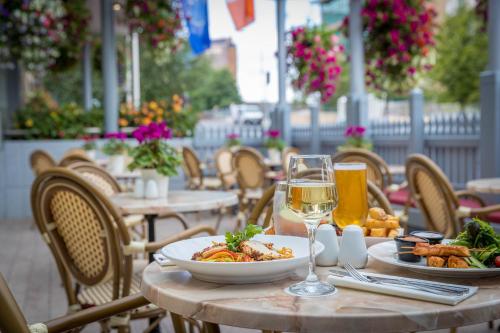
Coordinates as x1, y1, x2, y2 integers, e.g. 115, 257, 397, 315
1, 0, 500, 333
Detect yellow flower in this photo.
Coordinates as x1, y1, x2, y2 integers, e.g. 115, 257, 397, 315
119, 118, 128, 127
25, 118, 33, 128
148, 101, 158, 110
142, 118, 152, 125
173, 104, 182, 113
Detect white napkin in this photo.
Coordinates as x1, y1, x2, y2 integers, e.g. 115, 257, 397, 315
327, 274, 477, 305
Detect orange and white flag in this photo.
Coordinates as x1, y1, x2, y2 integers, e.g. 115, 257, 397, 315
226, 0, 255, 31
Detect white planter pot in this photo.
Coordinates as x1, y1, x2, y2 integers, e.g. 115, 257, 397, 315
267, 148, 281, 164
86, 150, 97, 160
108, 155, 126, 174
140, 169, 169, 199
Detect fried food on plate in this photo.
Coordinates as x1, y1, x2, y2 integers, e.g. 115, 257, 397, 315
368, 207, 387, 220
413, 243, 470, 257
448, 255, 469, 268
427, 256, 447, 268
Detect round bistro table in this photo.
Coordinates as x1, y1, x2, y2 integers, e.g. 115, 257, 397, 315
466, 178, 500, 194
111, 191, 238, 262
141, 258, 500, 333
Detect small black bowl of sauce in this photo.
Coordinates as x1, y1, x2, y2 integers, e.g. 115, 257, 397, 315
394, 235, 428, 262
410, 231, 444, 245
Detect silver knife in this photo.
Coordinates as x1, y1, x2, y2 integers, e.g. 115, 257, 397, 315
329, 269, 469, 294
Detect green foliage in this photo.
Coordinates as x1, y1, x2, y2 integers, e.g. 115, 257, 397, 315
427, 6, 487, 108
140, 43, 241, 112
14, 91, 102, 139
225, 224, 263, 252
128, 140, 181, 176
264, 138, 286, 151
102, 139, 129, 156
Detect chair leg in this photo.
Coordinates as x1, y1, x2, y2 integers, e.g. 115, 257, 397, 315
171, 313, 187, 333
203, 322, 221, 333
449, 328, 457, 333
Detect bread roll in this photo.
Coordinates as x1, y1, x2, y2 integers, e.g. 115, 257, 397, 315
368, 207, 387, 220
361, 227, 369, 236
370, 228, 387, 237
387, 229, 399, 238
365, 218, 386, 229
384, 218, 400, 229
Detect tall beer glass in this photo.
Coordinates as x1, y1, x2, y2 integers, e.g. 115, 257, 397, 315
333, 163, 368, 229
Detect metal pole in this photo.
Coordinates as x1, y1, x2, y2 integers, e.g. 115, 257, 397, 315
310, 103, 320, 154
347, 0, 368, 129
82, 42, 93, 112
101, 0, 119, 133
276, 0, 291, 144
131, 31, 141, 109
409, 88, 424, 154
479, 0, 500, 177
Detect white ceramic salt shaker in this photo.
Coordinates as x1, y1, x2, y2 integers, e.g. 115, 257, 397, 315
338, 225, 368, 269
134, 179, 144, 198
315, 224, 339, 266
145, 180, 159, 199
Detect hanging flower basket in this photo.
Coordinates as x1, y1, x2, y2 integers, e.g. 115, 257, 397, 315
287, 25, 344, 104
126, 0, 183, 52
342, 0, 436, 94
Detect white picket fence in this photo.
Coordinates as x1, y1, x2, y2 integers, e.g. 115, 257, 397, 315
193, 111, 481, 188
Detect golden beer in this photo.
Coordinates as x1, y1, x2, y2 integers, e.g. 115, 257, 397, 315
333, 163, 368, 229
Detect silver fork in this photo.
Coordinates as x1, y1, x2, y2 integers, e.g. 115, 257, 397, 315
343, 263, 463, 296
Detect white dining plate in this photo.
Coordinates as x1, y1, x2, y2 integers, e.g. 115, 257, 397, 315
161, 234, 324, 284
368, 240, 500, 278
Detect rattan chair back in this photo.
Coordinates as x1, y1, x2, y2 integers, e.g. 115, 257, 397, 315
282, 147, 300, 175
63, 148, 87, 158
30, 150, 57, 177
214, 147, 236, 189
247, 184, 276, 228
233, 147, 267, 190
68, 161, 122, 196
31, 168, 134, 305
332, 148, 392, 189
182, 146, 203, 188
367, 180, 394, 215
406, 154, 460, 238
59, 151, 94, 167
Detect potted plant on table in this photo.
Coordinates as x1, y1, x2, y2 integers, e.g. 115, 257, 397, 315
128, 122, 181, 198
81, 135, 98, 160
102, 132, 129, 174
264, 129, 285, 163
338, 126, 373, 151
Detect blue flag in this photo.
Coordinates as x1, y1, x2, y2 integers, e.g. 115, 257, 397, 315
182, 0, 211, 55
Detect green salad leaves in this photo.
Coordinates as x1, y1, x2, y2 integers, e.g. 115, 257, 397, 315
225, 224, 263, 252
451, 218, 500, 268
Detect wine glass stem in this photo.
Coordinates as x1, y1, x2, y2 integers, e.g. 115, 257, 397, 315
305, 220, 319, 283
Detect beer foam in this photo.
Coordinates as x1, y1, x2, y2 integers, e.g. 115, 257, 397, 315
333, 162, 366, 170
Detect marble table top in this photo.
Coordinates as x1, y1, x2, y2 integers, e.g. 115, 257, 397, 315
466, 178, 500, 194
111, 190, 238, 215
142, 258, 500, 332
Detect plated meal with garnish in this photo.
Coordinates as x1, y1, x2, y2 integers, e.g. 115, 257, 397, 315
161, 225, 324, 283
368, 218, 500, 277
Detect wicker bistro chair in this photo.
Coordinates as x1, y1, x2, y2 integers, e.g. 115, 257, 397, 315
406, 154, 500, 238
31, 168, 216, 332
232, 147, 272, 229
214, 147, 237, 190
182, 146, 222, 190
30, 150, 57, 177
59, 151, 95, 168
0, 272, 150, 333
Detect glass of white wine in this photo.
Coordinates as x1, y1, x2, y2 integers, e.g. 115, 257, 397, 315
285, 155, 337, 297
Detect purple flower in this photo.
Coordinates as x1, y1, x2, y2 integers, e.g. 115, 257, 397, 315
227, 133, 239, 140
344, 126, 366, 138
266, 129, 281, 139
132, 121, 173, 144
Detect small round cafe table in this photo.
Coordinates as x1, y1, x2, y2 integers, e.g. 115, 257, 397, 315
142, 258, 500, 333
111, 191, 238, 262
466, 178, 500, 194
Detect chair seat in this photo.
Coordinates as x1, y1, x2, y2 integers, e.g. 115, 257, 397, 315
459, 199, 500, 224
193, 177, 222, 189
77, 260, 162, 318
387, 188, 415, 207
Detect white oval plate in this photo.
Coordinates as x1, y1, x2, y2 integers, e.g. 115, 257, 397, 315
161, 234, 324, 284
368, 240, 500, 278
